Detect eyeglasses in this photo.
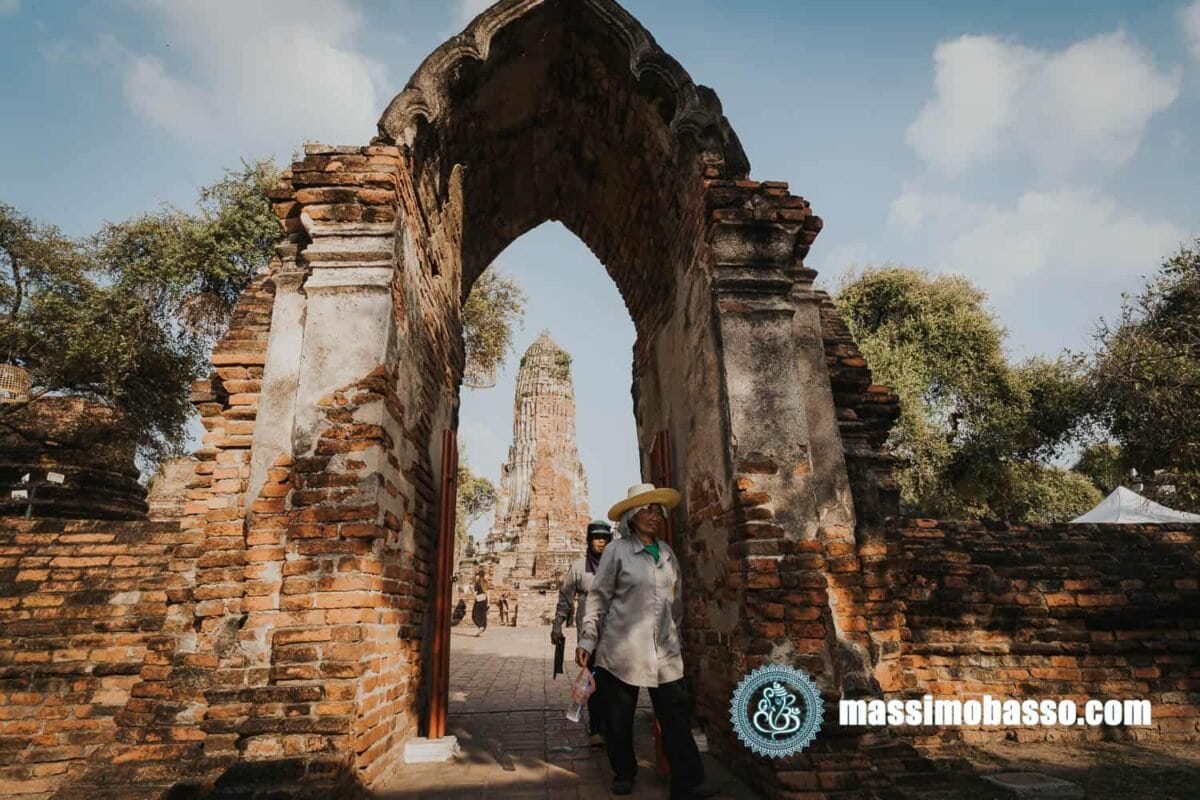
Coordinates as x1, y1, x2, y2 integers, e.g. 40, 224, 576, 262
635, 506, 666, 518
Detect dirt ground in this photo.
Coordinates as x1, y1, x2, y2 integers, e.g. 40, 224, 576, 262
911, 739, 1200, 799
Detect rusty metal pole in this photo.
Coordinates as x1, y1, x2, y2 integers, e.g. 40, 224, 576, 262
652, 431, 673, 776
428, 429, 458, 740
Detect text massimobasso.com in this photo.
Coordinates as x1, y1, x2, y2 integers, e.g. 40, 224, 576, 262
839, 695, 1153, 727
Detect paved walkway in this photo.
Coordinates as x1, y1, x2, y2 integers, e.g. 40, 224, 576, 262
377, 626, 761, 799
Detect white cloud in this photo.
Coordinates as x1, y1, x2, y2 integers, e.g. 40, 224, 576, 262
908, 32, 1179, 176
907, 36, 1037, 175
106, 0, 386, 152
1184, 1, 1200, 60
888, 184, 1187, 295
887, 180, 992, 234
0, 0, 20, 18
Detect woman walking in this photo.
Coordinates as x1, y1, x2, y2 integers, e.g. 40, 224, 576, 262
471, 572, 489, 636
577, 484, 709, 799
552, 519, 614, 746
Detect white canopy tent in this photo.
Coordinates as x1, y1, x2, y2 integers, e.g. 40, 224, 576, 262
1070, 486, 1200, 524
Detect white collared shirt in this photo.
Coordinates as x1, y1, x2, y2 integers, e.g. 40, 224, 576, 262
578, 535, 685, 687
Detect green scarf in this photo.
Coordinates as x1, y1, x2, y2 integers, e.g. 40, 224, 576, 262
642, 539, 660, 563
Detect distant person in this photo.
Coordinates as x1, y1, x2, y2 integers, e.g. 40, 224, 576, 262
578, 484, 708, 798
471, 573, 489, 636
553, 519, 614, 746
498, 593, 509, 625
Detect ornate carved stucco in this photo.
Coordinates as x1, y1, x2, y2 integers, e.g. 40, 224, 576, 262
375, 0, 749, 177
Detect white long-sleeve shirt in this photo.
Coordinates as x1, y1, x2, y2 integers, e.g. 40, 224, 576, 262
553, 556, 594, 641
578, 536, 685, 687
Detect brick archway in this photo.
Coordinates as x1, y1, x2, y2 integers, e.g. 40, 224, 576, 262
93, 0, 894, 794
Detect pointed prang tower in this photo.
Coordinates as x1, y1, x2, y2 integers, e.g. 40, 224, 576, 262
485, 331, 591, 587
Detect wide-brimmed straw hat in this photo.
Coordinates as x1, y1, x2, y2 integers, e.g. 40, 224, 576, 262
607, 483, 681, 522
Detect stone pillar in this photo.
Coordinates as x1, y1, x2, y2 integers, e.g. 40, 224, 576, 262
714, 262, 822, 534
789, 280, 857, 533
790, 277, 878, 697
706, 179, 890, 796
706, 178, 874, 693
245, 255, 307, 513
291, 264, 395, 469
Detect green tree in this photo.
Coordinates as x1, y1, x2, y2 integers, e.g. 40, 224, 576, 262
0, 160, 282, 467
462, 268, 526, 387
1090, 240, 1200, 510
455, 444, 497, 553
1073, 442, 1129, 496
91, 160, 282, 339
836, 265, 1096, 521
4, 160, 528, 475
989, 463, 1102, 524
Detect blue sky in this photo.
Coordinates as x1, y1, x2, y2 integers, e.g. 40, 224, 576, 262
2, 0, 1199, 534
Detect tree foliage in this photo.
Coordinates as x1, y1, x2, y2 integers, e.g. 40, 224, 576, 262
92, 161, 282, 339
1073, 442, 1129, 496
3, 159, 532, 476
1091, 240, 1200, 510
987, 463, 1101, 524
836, 265, 1096, 522
462, 268, 526, 385
0, 160, 281, 467
455, 444, 498, 552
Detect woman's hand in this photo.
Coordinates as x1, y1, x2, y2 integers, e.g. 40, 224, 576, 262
575, 647, 590, 668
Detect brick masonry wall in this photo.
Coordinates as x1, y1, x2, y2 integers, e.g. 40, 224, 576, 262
201, 145, 426, 788
0, 518, 195, 799
0, 7, 1016, 800
872, 519, 1200, 746
0, 399, 149, 521
817, 293, 901, 536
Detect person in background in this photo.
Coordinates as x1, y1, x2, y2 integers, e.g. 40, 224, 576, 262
553, 519, 614, 747
451, 590, 467, 627
471, 572, 489, 636
498, 592, 509, 626
577, 484, 710, 799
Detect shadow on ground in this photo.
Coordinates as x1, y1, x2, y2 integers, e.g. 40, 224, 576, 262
910, 738, 1200, 800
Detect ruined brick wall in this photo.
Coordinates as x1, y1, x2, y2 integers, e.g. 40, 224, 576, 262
0, 518, 195, 798
0, 399, 148, 520
235, 146, 429, 786
662, 175, 924, 800
145, 458, 199, 521
817, 294, 901, 539
0, 3, 922, 797
872, 520, 1200, 746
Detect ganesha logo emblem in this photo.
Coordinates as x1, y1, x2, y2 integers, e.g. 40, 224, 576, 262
730, 664, 823, 757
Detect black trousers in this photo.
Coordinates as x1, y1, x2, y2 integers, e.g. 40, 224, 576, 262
596, 668, 705, 798
586, 651, 603, 735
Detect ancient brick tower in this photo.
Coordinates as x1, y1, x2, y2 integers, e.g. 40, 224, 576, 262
479, 332, 590, 600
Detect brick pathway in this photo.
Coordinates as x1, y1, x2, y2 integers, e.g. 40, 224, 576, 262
376, 627, 762, 799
